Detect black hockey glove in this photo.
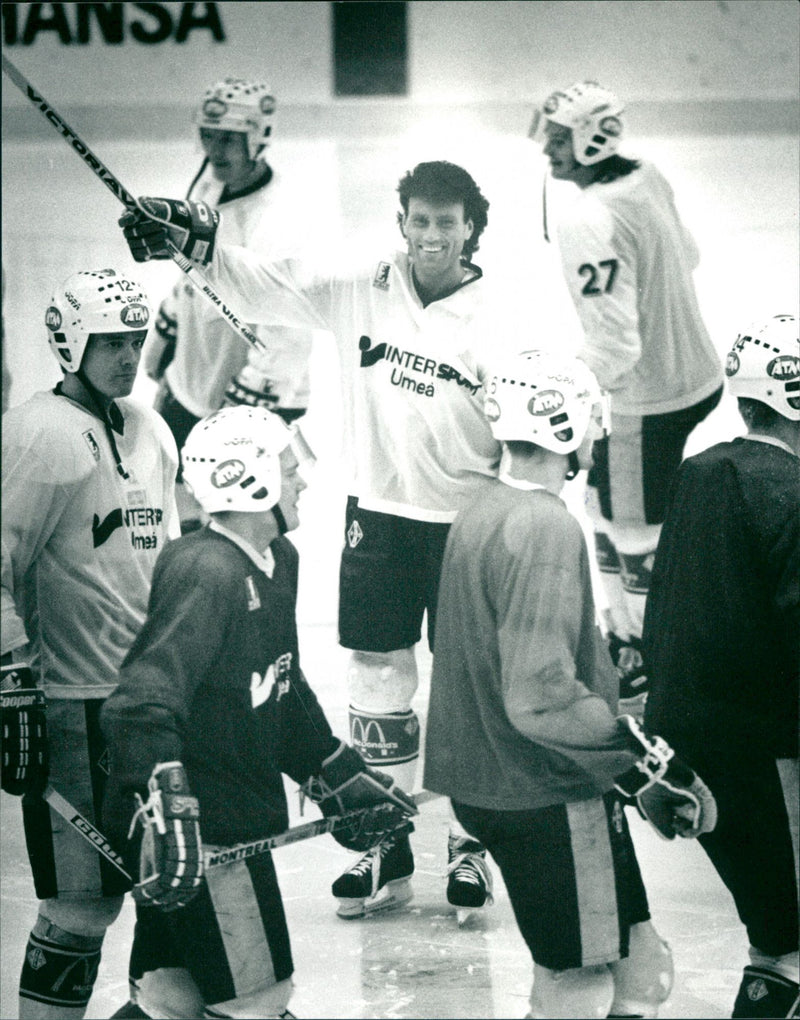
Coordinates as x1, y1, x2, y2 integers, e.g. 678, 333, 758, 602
614, 715, 717, 840
1, 661, 48, 797
300, 742, 418, 852
128, 762, 203, 911
119, 197, 219, 266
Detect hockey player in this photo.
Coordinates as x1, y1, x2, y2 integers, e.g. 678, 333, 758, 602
643, 314, 800, 1019
0, 268, 179, 1019
145, 77, 318, 533
100, 405, 418, 1019
529, 81, 724, 716
115, 160, 503, 920
424, 349, 718, 1019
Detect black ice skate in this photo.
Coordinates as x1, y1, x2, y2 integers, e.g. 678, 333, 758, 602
331, 829, 414, 919
446, 834, 494, 925
731, 966, 800, 1019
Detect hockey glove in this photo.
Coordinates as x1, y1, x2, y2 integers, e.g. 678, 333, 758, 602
300, 742, 418, 852
1, 662, 48, 797
128, 762, 203, 911
119, 197, 219, 266
614, 715, 717, 840
143, 299, 178, 381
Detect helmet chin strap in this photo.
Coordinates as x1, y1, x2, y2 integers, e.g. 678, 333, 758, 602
271, 503, 289, 535
565, 450, 581, 481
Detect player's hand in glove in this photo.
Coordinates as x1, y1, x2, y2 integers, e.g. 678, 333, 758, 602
614, 715, 717, 840
128, 761, 203, 911
301, 742, 418, 852
1, 660, 48, 797
119, 197, 219, 266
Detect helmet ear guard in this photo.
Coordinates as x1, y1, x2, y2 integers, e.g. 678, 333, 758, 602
484, 350, 608, 454
533, 80, 625, 166
725, 313, 800, 420
45, 268, 151, 373
196, 78, 275, 160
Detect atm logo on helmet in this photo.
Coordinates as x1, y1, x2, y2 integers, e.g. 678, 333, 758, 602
767, 355, 800, 380
45, 306, 62, 330
120, 303, 150, 327
211, 459, 246, 488
529, 390, 564, 415
724, 351, 740, 377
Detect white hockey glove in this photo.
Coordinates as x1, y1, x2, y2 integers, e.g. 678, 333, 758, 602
300, 742, 418, 852
119, 197, 219, 266
128, 762, 203, 911
614, 716, 717, 840
1, 661, 48, 797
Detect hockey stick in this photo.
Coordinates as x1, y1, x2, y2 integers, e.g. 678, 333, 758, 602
42, 785, 438, 874
1, 54, 268, 357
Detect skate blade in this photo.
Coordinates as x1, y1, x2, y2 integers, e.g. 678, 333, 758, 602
336, 878, 413, 919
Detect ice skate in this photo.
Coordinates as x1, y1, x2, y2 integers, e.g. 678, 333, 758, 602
331, 829, 414, 919
446, 834, 494, 925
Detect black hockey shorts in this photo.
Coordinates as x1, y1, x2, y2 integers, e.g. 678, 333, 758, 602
588, 386, 722, 526
22, 699, 130, 900
338, 497, 451, 653
453, 792, 651, 971
128, 849, 293, 1004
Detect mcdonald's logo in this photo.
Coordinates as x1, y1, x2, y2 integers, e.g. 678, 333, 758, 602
351, 716, 397, 758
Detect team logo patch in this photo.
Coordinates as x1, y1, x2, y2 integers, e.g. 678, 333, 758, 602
26, 947, 47, 971
203, 97, 227, 119
45, 306, 62, 330
211, 459, 246, 488
528, 389, 565, 415
767, 355, 800, 379
245, 575, 261, 611
746, 979, 769, 1003
724, 351, 740, 377
347, 519, 363, 548
121, 303, 149, 327
373, 262, 391, 290
260, 94, 276, 115
83, 429, 101, 462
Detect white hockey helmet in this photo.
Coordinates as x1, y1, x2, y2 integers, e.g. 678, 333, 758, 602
532, 80, 625, 166
725, 313, 800, 420
181, 405, 295, 514
45, 268, 151, 373
196, 77, 275, 160
484, 350, 608, 453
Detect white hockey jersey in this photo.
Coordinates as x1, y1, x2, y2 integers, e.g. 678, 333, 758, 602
160, 163, 319, 418
553, 161, 723, 416
1, 390, 179, 698
208, 246, 507, 522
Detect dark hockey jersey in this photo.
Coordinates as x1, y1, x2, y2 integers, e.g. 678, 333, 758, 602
101, 524, 338, 846
643, 437, 799, 758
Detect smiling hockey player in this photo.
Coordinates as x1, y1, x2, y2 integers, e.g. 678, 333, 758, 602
115, 160, 506, 921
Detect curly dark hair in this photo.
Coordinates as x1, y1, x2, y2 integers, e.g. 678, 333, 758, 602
396, 160, 489, 261
591, 154, 642, 185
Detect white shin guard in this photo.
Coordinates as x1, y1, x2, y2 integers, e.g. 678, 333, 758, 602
528, 963, 614, 1019
609, 921, 674, 1018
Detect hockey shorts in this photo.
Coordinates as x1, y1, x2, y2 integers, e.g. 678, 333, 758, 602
154, 385, 200, 482
338, 496, 451, 652
128, 849, 293, 1005
452, 792, 651, 971
588, 386, 722, 526
22, 699, 130, 900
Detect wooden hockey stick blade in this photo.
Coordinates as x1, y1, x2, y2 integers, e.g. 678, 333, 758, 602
204, 789, 440, 868
1, 54, 267, 357
43, 785, 132, 880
